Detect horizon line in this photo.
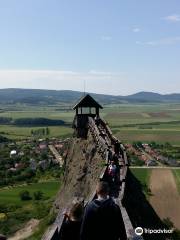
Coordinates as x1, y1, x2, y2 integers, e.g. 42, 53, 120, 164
0, 87, 179, 97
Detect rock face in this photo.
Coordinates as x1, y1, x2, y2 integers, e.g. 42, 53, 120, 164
54, 133, 104, 211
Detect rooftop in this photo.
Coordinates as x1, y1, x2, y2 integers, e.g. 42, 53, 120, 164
73, 94, 103, 109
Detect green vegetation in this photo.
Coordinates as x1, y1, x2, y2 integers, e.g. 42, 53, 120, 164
102, 103, 180, 145
0, 140, 64, 187
0, 181, 60, 236
126, 152, 144, 166
0, 102, 180, 145
19, 190, 32, 201
130, 168, 152, 197
0, 181, 60, 204
0, 125, 72, 139
173, 169, 180, 194
0, 135, 9, 143
33, 191, 44, 200
19, 190, 44, 201
26, 211, 56, 240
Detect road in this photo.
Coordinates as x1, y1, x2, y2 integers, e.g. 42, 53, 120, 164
48, 145, 64, 167
130, 166, 180, 169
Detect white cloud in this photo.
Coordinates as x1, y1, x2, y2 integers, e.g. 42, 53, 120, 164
136, 37, 180, 46
101, 36, 112, 41
133, 28, 141, 33
146, 36, 180, 46
135, 41, 143, 45
0, 69, 126, 95
164, 14, 180, 22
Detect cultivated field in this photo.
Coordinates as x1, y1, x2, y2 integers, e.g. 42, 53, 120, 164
0, 125, 73, 139
104, 103, 180, 145
173, 169, 180, 194
0, 102, 180, 145
130, 168, 151, 186
130, 168, 151, 197
150, 169, 180, 229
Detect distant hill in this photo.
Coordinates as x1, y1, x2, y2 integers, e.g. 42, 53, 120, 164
125, 92, 180, 102
0, 88, 180, 105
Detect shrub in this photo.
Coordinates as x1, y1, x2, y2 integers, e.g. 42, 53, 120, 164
33, 202, 50, 219
34, 191, 44, 200
19, 190, 32, 201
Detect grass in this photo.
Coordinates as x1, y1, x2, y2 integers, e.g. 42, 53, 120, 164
0, 125, 73, 139
0, 102, 180, 145
115, 129, 180, 145
0, 181, 61, 205
0, 109, 74, 122
102, 103, 180, 145
0, 181, 61, 237
130, 168, 152, 197
172, 169, 180, 194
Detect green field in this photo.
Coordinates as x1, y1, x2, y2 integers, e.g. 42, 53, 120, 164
103, 103, 180, 145
130, 168, 151, 186
0, 181, 61, 237
130, 168, 152, 197
0, 125, 73, 139
173, 169, 180, 194
131, 168, 180, 197
1, 102, 180, 145
0, 181, 60, 205
115, 129, 180, 145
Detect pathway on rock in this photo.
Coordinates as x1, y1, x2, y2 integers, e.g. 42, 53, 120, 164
150, 169, 180, 229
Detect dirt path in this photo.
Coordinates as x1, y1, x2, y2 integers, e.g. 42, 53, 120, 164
150, 169, 180, 229
8, 219, 40, 240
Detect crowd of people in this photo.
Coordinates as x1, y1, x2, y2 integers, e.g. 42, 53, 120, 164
60, 181, 127, 240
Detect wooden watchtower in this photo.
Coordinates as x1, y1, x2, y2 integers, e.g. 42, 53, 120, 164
72, 94, 103, 138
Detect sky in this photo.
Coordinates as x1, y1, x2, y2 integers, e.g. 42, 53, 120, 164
0, 0, 180, 95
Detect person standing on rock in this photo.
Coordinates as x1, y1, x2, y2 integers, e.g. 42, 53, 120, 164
108, 161, 117, 182
80, 181, 127, 240
114, 140, 121, 156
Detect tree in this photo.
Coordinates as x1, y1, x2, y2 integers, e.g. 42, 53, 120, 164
46, 127, 50, 135
42, 128, 45, 136
31, 129, 34, 136
33, 191, 44, 200
19, 190, 32, 201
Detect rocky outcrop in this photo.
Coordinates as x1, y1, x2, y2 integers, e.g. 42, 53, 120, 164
54, 132, 105, 212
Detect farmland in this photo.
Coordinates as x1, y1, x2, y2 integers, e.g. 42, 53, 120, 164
130, 168, 152, 197
173, 169, 180, 193
150, 169, 180, 229
130, 167, 180, 230
103, 103, 180, 145
0, 125, 73, 139
0, 102, 180, 145
0, 100, 180, 237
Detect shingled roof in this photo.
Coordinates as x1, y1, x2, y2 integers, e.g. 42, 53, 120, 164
73, 94, 103, 109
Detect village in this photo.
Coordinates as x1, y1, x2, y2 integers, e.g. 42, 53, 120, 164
125, 141, 180, 167
1, 136, 179, 189
0, 137, 69, 187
